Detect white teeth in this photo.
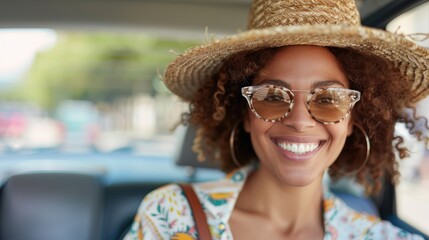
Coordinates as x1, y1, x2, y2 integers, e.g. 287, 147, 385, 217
277, 142, 319, 154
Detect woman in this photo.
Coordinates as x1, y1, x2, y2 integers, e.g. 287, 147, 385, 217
125, 0, 428, 239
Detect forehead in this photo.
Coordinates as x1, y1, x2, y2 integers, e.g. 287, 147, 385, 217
254, 46, 349, 88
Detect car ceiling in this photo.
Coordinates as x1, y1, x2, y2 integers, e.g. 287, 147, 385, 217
0, 0, 419, 39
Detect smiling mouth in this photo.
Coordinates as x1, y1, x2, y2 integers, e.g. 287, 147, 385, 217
276, 142, 321, 155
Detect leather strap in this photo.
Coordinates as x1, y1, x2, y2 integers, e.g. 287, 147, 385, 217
178, 183, 212, 240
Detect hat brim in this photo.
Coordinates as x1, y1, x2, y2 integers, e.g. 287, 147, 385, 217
164, 24, 429, 102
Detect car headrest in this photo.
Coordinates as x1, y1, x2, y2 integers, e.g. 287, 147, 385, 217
174, 125, 220, 169
0, 172, 103, 240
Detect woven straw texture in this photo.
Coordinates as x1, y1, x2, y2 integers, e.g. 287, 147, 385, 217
164, 0, 429, 102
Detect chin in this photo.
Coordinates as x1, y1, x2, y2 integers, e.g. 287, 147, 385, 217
278, 172, 320, 187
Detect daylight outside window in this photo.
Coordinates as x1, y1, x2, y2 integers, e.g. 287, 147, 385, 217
0, 29, 196, 157
387, 1, 429, 234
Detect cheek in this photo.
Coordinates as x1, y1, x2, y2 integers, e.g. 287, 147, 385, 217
347, 118, 353, 136
327, 121, 351, 149
244, 113, 273, 149
243, 111, 252, 133
334, 116, 353, 136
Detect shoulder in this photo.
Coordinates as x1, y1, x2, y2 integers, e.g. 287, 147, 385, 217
325, 194, 424, 239
126, 184, 196, 240
366, 221, 425, 239
141, 183, 184, 207
138, 183, 191, 220
125, 167, 248, 240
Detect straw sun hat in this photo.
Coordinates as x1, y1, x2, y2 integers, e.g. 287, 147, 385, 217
164, 0, 429, 102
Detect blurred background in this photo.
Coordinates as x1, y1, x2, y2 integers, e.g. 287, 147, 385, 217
0, 30, 195, 154
0, 0, 428, 236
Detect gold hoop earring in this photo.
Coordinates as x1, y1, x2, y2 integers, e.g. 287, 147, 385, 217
229, 121, 242, 167
332, 122, 370, 176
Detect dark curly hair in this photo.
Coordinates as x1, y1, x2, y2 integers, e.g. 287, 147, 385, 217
181, 46, 427, 193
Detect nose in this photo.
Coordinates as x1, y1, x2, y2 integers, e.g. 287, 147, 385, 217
281, 94, 316, 131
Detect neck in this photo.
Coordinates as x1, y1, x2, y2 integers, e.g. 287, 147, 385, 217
235, 166, 325, 232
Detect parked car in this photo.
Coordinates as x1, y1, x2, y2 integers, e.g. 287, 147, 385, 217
0, 0, 428, 240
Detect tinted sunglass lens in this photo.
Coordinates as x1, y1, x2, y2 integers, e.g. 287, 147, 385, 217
308, 89, 351, 123
252, 88, 292, 120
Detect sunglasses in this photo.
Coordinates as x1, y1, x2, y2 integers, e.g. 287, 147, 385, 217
241, 84, 361, 124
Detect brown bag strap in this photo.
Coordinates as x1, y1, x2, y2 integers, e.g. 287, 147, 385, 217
178, 183, 212, 240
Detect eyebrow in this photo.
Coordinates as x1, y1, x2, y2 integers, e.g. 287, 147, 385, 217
256, 79, 346, 89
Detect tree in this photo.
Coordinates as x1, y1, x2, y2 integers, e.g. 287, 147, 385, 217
15, 32, 196, 110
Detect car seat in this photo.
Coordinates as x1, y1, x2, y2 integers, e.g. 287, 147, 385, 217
0, 172, 103, 240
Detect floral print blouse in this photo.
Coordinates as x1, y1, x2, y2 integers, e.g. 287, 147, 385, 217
124, 166, 424, 240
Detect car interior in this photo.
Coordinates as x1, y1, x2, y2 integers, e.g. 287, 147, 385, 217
0, 125, 380, 240
0, 0, 428, 240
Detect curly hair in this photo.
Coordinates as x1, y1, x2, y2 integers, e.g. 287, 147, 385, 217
181, 46, 428, 193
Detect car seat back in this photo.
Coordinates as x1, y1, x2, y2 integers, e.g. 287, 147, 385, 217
0, 172, 103, 240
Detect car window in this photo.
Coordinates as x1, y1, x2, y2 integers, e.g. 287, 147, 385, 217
0, 29, 196, 161
387, 1, 429, 235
